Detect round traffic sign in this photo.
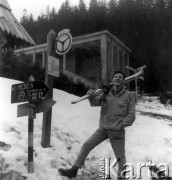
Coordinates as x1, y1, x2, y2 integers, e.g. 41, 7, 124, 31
55, 29, 72, 55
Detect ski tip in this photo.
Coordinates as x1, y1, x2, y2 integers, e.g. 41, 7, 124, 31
71, 101, 76, 104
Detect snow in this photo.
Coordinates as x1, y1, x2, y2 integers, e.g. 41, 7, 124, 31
0, 77, 172, 180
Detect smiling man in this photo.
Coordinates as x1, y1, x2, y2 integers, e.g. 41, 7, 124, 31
58, 70, 136, 179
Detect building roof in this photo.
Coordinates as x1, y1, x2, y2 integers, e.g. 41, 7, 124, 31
15, 30, 131, 55
0, 0, 11, 11
0, 0, 35, 46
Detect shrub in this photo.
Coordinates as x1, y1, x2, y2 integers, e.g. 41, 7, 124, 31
159, 91, 172, 105
0, 50, 44, 82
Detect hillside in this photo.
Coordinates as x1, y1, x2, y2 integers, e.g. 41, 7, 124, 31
0, 77, 172, 180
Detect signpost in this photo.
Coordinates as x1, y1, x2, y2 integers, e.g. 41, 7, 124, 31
17, 98, 56, 118
55, 29, 72, 70
55, 29, 72, 56
28, 103, 35, 173
11, 80, 56, 173
41, 29, 72, 148
11, 28, 73, 172
11, 81, 49, 103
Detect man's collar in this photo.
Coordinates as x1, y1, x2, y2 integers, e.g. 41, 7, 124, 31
111, 85, 123, 92
111, 86, 126, 97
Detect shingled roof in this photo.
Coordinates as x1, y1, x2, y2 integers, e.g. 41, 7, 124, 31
0, 0, 35, 47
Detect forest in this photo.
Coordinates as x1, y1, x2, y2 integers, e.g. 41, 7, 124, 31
9, 0, 172, 93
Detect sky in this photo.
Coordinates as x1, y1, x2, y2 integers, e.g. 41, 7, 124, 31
8, 0, 90, 21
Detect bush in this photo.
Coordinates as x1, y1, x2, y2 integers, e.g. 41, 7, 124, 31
159, 91, 172, 105
0, 50, 44, 82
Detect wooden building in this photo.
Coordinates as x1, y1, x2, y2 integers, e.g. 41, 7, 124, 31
0, 0, 35, 49
14, 30, 131, 86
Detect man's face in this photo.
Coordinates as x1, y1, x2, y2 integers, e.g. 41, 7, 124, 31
112, 73, 125, 87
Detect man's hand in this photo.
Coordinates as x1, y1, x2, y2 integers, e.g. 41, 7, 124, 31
87, 89, 96, 96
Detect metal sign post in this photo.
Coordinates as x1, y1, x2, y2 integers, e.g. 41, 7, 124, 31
28, 103, 35, 173
11, 79, 56, 173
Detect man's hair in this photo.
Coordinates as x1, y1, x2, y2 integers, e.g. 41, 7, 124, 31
113, 70, 125, 79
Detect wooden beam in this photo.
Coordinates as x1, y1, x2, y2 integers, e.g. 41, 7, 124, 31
112, 44, 118, 73
72, 32, 101, 46
42, 50, 46, 68
125, 52, 129, 77
63, 54, 66, 70
107, 40, 113, 81
33, 52, 35, 64
117, 47, 120, 70
122, 50, 125, 72
119, 48, 123, 71
101, 34, 107, 84
14, 43, 47, 55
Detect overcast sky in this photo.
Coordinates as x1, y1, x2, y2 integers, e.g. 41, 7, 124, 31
8, 0, 90, 21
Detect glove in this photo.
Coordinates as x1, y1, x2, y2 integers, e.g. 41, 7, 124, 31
101, 83, 113, 93
87, 89, 96, 96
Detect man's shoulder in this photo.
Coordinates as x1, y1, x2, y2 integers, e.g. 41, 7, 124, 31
125, 89, 131, 93
124, 89, 134, 97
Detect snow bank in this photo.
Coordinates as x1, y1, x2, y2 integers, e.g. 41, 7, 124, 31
0, 77, 172, 180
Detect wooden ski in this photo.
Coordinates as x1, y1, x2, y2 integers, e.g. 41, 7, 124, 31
71, 65, 146, 104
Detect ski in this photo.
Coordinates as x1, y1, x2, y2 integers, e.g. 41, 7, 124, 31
71, 88, 104, 104
71, 65, 146, 104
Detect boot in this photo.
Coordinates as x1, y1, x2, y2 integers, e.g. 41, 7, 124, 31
58, 165, 78, 178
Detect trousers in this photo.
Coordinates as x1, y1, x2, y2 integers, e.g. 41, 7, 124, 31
74, 127, 126, 177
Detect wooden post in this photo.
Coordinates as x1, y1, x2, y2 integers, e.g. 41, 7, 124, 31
33, 52, 36, 64
127, 53, 130, 89
107, 39, 113, 81
117, 47, 120, 70
101, 34, 107, 84
113, 44, 118, 72
28, 103, 35, 173
124, 52, 129, 77
41, 30, 56, 148
63, 54, 66, 70
135, 71, 138, 102
42, 50, 46, 68
122, 50, 125, 72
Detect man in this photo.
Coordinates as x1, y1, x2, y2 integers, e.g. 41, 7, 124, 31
58, 70, 135, 179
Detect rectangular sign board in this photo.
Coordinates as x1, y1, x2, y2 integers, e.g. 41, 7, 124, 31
48, 55, 59, 77
17, 98, 56, 117
11, 81, 49, 104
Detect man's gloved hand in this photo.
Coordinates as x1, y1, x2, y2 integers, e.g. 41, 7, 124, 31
87, 89, 96, 96
100, 83, 113, 93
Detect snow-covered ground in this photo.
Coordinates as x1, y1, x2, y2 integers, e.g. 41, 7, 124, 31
0, 77, 172, 180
